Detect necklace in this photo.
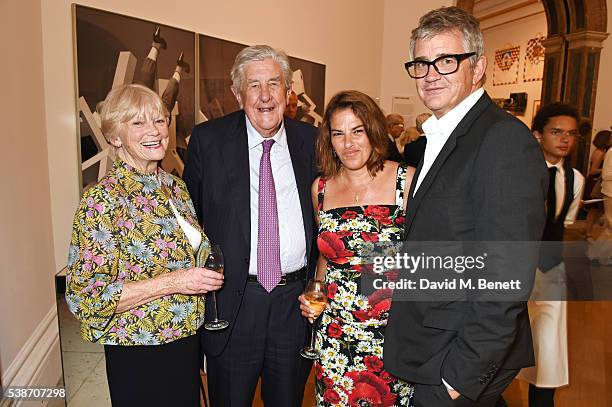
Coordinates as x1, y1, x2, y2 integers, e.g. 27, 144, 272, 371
343, 173, 375, 204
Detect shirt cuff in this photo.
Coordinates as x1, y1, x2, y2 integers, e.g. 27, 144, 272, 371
442, 378, 455, 392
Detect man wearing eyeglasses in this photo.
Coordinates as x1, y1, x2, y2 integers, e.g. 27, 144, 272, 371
384, 6, 548, 407
517, 103, 584, 407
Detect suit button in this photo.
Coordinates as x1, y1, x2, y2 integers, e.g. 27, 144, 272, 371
244, 258, 249, 264
235, 290, 242, 296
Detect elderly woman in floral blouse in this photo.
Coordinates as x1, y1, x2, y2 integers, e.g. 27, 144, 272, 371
66, 84, 223, 406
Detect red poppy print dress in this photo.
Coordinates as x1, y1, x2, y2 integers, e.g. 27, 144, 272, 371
314, 165, 414, 407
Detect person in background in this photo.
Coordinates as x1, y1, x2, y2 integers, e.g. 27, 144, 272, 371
66, 84, 224, 406
584, 130, 611, 239
385, 113, 406, 163
300, 90, 415, 406
517, 102, 584, 407
416, 112, 432, 135
402, 112, 431, 167
183, 45, 318, 407
285, 90, 299, 119
401, 126, 421, 145
587, 144, 612, 265
599, 146, 612, 262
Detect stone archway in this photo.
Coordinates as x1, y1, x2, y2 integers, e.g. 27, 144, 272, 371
540, 0, 608, 170
540, 0, 607, 114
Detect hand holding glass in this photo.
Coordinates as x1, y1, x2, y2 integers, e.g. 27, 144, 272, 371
202, 245, 229, 331
300, 279, 328, 360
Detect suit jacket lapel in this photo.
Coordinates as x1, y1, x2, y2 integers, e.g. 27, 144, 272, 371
221, 111, 251, 245
404, 156, 424, 232
285, 119, 313, 257
405, 93, 492, 234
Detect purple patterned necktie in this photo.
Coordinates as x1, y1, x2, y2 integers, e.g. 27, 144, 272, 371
257, 139, 282, 292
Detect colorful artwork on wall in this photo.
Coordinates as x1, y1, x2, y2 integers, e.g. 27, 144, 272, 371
493, 45, 521, 86
523, 35, 546, 82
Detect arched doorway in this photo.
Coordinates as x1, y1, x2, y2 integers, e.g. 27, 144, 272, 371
540, 0, 607, 114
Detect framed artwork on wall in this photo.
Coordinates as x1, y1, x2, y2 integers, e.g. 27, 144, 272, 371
288, 56, 326, 126
73, 5, 327, 191
493, 45, 521, 86
67, 6, 326, 406
197, 34, 242, 121
523, 35, 546, 82
73, 5, 196, 188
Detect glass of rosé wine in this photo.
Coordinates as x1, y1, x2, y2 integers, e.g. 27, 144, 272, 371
300, 279, 328, 359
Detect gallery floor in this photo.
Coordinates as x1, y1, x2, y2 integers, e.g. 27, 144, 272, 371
55, 221, 612, 406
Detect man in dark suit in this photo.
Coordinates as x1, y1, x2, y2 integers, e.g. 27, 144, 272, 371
183, 45, 318, 407
384, 7, 548, 407
403, 112, 430, 167
386, 113, 406, 163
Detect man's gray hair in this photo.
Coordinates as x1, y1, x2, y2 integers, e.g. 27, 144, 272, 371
410, 6, 485, 68
230, 45, 293, 92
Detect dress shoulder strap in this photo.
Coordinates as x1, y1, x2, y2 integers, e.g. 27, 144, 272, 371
317, 177, 327, 211
395, 165, 407, 207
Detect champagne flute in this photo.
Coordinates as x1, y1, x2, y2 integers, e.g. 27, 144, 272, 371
202, 245, 229, 331
300, 279, 328, 360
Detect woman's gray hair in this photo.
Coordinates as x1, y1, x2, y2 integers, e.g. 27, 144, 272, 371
410, 6, 485, 68
230, 45, 293, 92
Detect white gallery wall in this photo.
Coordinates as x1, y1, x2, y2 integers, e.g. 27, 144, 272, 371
378, 0, 453, 118
0, 0, 62, 389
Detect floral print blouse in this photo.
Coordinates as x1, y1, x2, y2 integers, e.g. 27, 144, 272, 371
66, 159, 209, 346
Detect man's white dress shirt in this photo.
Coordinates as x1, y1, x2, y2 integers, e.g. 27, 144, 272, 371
414, 88, 484, 195
246, 117, 307, 275
546, 159, 584, 225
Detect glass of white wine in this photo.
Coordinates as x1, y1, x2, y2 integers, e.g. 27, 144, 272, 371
300, 279, 328, 360
202, 245, 229, 331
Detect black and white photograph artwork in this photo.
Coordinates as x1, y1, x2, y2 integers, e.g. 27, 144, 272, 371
74, 5, 196, 186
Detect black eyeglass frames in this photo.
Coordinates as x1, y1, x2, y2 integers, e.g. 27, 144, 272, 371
404, 52, 476, 79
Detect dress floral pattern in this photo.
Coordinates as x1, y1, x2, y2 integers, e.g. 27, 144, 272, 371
66, 159, 209, 345
315, 165, 414, 407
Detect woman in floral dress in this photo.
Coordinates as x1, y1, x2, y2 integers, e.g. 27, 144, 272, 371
300, 90, 415, 406
66, 84, 223, 406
